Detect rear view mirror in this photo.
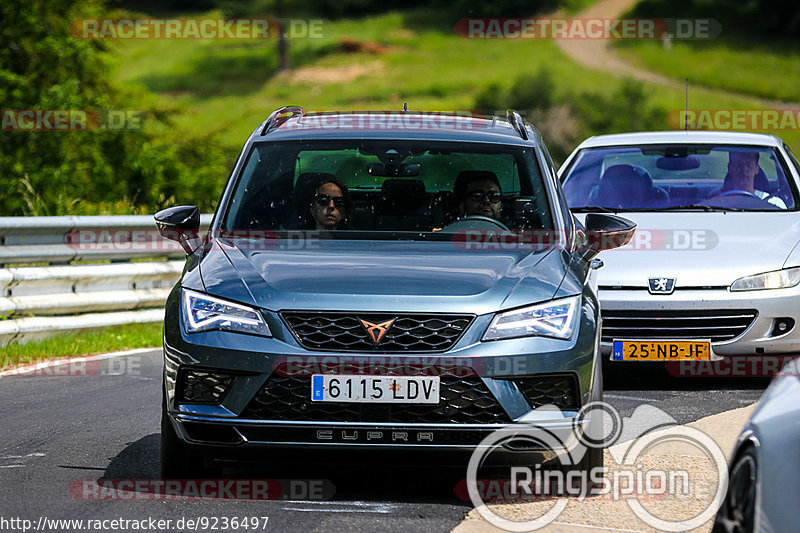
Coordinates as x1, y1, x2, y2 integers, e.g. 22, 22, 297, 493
368, 163, 421, 177
154, 205, 201, 254
656, 155, 701, 170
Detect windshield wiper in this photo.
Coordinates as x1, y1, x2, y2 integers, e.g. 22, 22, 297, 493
659, 204, 745, 212
571, 206, 619, 213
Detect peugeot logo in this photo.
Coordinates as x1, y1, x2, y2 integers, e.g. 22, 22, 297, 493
648, 277, 676, 295
359, 318, 396, 345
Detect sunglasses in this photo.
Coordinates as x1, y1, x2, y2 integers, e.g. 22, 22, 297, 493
314, 194, 345, 208
466, 191, 502, 204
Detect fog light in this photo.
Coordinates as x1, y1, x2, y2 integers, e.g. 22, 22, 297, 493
771, 318, 795, 337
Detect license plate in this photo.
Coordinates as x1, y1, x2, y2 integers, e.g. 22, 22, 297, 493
311, 375, 440, 403
613, 340, 711, 361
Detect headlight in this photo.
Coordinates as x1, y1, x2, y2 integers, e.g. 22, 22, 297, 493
730, 267, 800, 291
182, 289, 271, 336
483, 296, 580, 341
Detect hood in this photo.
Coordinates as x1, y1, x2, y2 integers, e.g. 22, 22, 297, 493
577, 212, 800, 288
198, 238, 567, 314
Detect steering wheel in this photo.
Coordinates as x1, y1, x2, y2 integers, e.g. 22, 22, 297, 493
718, 189, 761, 199
702, 190, 779, 209
441, 215, 510, 232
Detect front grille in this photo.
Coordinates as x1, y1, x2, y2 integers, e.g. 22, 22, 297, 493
242, 375, 511, 424
514, 375, 580, 410
601, 309, 758, 343
178, 369, 235, 404
281, 312, 474, 352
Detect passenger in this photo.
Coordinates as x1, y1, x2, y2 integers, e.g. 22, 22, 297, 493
721, 151, 785, 208
454, 170, 503, 220
307, 178, 354, 230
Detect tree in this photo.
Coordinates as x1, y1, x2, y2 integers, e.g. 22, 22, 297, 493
0, 0, 227, 215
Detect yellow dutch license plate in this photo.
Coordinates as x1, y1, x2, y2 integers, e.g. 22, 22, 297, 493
612, 340, 711, 361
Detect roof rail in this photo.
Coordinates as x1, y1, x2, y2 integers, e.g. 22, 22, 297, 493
261, 106, 303, 135
506, 109, 529, 140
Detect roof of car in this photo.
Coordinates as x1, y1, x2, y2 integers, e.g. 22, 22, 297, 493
575, 130, 784, 148
251, 111, 543, 146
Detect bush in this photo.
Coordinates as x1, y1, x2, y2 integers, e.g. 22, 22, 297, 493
629, 0, 800, 42
0, 0, 229, 216
474, 70, 667, 163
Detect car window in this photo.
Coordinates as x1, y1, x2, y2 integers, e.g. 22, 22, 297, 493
785, 143, 800, 177
221, 140, 552, 235
561, 144, 797, 211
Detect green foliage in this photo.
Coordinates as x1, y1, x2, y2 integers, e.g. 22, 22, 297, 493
431, 0, 557, 18
573, 79, 665, 135
4, 1, 798, 217
475, 70, 667, 162
0, 0, 229, 216
629, 0, 800, 41
507, 69, 556, 112
0, 322, 162, 367
614, 39, 800, 104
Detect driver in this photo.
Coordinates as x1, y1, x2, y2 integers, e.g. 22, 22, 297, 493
722, 151, 786, 208
454, 170, 503, 220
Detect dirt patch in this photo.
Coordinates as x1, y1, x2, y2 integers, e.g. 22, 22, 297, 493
280, 62, 384, 85
335, 37, 391, 55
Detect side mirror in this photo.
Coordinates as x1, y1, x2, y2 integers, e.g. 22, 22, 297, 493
580, 213, 636, 260
154, 205, 201, 254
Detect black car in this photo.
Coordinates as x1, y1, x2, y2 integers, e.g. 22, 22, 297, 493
155, 107, 634, 479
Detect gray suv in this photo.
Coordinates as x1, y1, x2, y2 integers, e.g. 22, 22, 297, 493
155, 107, 634, 479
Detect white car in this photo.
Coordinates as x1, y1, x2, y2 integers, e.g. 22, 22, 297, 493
559, 131, 800, 369
713, 358, 800, 533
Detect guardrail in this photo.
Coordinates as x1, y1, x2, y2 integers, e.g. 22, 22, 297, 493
0, 215, 212, 345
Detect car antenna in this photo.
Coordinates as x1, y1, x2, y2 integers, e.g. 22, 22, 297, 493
684, 78, 689, 131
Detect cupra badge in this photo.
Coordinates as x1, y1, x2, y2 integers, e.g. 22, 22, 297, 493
359, 318, 396, 345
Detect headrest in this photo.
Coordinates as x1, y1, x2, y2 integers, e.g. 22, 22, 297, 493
295, 172, 337, 192
381, 179, 426, 211
597, 164, 656, 208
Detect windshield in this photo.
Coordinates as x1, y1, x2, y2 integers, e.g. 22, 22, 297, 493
221, 140, 553, 236
562, 144, 797, 211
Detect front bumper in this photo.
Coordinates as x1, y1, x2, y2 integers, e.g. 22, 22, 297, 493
162, 291, 601, 458
599, 286, 800, 356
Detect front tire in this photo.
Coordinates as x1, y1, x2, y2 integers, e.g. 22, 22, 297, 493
160, 391, 220, 478
713, 447, 757, 533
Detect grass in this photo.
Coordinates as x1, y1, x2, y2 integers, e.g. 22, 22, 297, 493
109, 8, 800, 161
614, 39, 800, 104
0, 322, 161, 369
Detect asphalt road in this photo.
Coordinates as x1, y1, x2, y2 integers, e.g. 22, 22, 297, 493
0, 349, 767, 533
